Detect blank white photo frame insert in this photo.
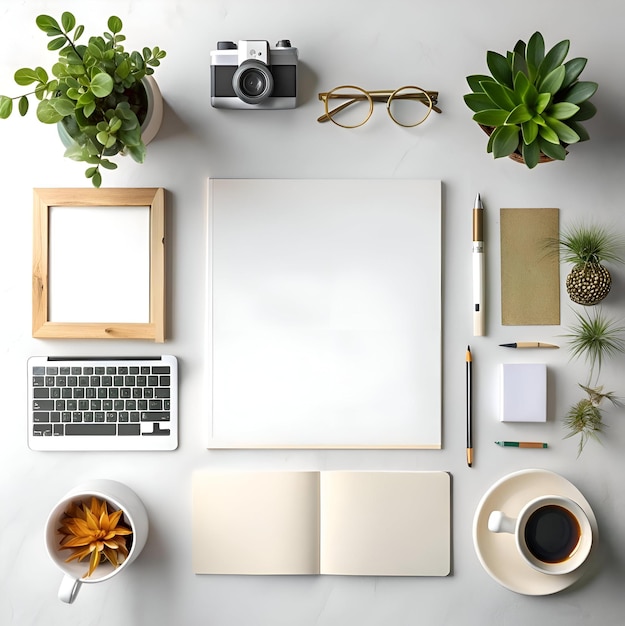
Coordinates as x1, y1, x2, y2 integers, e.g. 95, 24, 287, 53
208, 179, 442, 448
48, 205, 150, 323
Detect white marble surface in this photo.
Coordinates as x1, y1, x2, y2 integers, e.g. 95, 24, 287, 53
1, 1, 625, 624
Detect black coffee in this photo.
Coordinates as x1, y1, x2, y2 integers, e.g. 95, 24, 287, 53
524, 505, 581, 563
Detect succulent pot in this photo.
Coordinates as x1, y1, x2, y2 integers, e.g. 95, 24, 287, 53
478, 124, 567, 165
57, 75, 163, 149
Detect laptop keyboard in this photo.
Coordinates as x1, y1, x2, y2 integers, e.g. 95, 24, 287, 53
28, 355, 178, 451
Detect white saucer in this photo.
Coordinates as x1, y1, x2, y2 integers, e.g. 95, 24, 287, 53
472, 468, 598, 596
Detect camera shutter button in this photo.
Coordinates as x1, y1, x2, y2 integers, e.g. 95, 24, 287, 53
275, 39, 291, 48
217, 41, 237, 50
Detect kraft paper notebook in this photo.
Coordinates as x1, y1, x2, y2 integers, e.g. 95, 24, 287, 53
500, 208, 560, 325
192, 470, 451, 577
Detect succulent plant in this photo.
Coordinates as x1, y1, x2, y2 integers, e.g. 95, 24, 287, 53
57, 496, 132, 578
464, 31, 598, 168
0, 12, 166, 186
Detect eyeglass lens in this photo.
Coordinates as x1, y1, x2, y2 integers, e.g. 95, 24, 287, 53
324, 86, 373, 128
387, 86, 433, 128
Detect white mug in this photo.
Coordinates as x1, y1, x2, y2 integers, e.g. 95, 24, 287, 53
45, 479, 149, 603
488, 494, 593, 575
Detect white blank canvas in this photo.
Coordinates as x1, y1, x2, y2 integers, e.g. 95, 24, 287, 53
208, 179, 442, 448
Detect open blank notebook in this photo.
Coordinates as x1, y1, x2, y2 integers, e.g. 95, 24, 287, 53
208, 178, 442, 448
192, 470, 451, 576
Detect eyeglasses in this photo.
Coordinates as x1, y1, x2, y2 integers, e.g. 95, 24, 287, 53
317, 85, 441, 128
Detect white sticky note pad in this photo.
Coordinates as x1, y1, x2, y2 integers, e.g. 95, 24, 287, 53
500, 363, 547, 422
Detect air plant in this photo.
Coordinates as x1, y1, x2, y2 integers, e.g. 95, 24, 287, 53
563, 307, 625, 382
564, 384, 622, 455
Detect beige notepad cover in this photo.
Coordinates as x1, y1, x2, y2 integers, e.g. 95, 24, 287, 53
192, 470, 450, 577
500, 208, 560, 325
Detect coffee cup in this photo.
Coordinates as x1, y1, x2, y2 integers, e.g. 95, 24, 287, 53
45, 479, 149, 603
487, 494, 592, 575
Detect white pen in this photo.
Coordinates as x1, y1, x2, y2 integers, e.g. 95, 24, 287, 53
472, 193, 485, 336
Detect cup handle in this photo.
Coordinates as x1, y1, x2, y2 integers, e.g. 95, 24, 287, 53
488, 510, 516, 534
58, 574, 82, 604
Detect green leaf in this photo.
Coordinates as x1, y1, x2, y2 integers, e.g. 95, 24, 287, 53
506, 103, 533, 125
464, 93, 495, 113
521, 118, 538, 144
18, 95, 29, 116
572, 100, 597, 122
481, 81, 517, 111
90, 73, 114, 98
514, 71, 537, 107
108, 16, 123, 34
0, 96, 13, 119
538, 123, 560, 144
535, 92, 551, 114
36, 14, 61, 35
14, 67, 43, 86
521, 139, 540, 169
539, 65, 566, 95
91, 170, 102, 188
115, 59, 131, 80
511, 43, 528, 78
74, 24, 84, 41
563, 57, 587, 88
486, 50, 513, 88
472, 109, 510, 126
85, 166, 98, 178
467, 74, 495, 93
545, 117, 581, 144
537, 39, 570, 82
491, 124, 520, 158
563, 81, 598, 104
125, 142, 146, 164
47, 36, 67, 51
50, 97, 75, 116
119, 126, 142, 147
568, 120, 590, 142
61, 12, 76, 32
548, 102, 580, 120
83, 100, 96, 118
539, 137, 567, 160
526, 32, 545, 77
36, 99, 64, 123
99, 159, 118, 170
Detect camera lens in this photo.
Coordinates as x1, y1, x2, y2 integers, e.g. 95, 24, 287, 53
232, 60, 274, 104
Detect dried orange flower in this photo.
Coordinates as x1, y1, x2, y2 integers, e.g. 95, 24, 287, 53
57, 496, 132, 578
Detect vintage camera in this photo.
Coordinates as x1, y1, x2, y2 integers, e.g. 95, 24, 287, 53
210, 40, 298, 109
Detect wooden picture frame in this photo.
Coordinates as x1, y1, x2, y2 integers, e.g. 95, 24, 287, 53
32, 188, 166, 342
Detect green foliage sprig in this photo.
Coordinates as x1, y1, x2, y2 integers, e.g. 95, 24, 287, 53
0, 12, 166, 187
464, 31, 597, 168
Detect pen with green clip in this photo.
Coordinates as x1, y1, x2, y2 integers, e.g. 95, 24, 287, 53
495, 441, 548, 448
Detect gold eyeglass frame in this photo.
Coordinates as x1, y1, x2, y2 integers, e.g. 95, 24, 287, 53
317, 85, 441, 128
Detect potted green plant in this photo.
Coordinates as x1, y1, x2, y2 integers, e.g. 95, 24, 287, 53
0, 12, 166, 187
463, 31, 597, 168
549, 223, 624, 305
